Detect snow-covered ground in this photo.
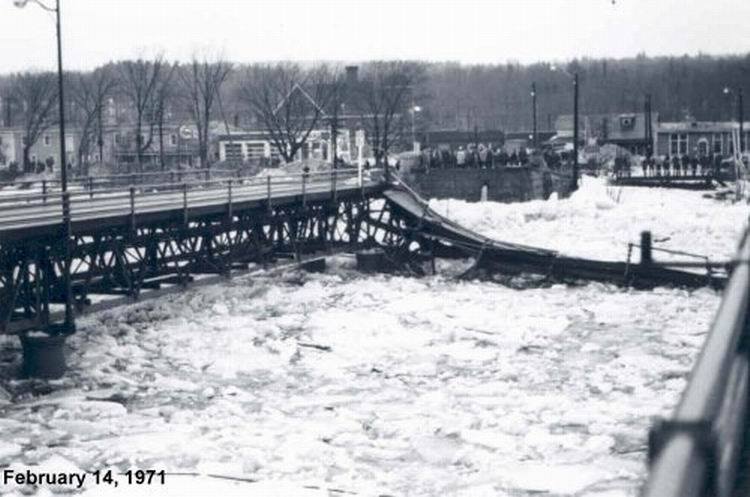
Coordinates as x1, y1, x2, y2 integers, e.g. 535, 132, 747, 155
0, 177, 747, 497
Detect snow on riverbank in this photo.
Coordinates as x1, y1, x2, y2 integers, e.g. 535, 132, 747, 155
430, 177, 749, 261
0, 177, 744, 496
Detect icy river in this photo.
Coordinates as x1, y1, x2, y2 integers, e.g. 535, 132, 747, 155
0, 178, 748, 497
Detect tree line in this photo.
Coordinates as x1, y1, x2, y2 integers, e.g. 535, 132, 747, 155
1, 56, 423, 172
1, 52, 748, 173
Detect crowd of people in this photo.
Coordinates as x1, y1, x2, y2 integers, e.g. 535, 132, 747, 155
615, 153, 730, 178
415, 144, 572, 171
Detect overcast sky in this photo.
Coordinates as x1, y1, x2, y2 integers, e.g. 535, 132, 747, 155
1, 0, 748, 72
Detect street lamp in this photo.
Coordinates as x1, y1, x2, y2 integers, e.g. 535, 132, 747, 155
15, 0, 74, 333
530, 82, 537, 149
724, 86, 744, 155
551, 66, 580, 191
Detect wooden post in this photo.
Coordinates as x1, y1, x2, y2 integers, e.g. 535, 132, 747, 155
42, 180, 47, 203
182, 182, 188, 226
88, 176, 94, 199
302, 173, 307, 208
129, 186, 136, 233
266, 175, 272, 212
332, 169, 337, 202
641, 231, 652, 265
227, 180, 233, 223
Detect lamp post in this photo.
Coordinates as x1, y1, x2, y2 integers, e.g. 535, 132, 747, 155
531, 82, 537, 149
724, 86, 744, 155
410, 104, 421, 152
15, 0, 74, 333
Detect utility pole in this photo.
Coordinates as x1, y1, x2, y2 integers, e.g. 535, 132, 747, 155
573, 72, 579, 190
531, 82, 537, 148
644, 94, 653, 156
55, 0, 73, 333
739, 88, 744, 154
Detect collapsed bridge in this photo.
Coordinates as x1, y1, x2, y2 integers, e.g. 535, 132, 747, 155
0, 168, 726, 338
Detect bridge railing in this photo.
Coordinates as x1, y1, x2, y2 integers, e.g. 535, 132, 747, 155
643, 227, 750, 497
0, 167, 261, 194
0, 168, 378, 231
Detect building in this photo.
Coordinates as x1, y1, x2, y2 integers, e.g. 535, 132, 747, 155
554, 112, 657, 154
217, 128, 354, 164
503, 130, 555, 153
0, 126, 80, 172
654, 120, 749, 157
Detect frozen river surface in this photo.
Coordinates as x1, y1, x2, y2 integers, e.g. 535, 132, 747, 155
0, 178, 747, 497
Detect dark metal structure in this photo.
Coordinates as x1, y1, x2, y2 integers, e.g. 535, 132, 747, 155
0, 170, 385, 335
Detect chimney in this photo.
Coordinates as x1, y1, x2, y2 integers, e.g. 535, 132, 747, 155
345, 66, 358, 85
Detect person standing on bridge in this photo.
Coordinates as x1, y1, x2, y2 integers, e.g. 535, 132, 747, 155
456, 147, 466, 168
699, 154, 709, 176
672, 155, 680, 176
690, 155, 699, 176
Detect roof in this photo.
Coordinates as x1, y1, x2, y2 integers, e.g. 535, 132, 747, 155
656, 121, 750, 133
422, 129, 504, 145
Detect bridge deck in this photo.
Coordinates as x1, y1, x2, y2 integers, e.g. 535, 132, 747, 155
0, 170, 380, 242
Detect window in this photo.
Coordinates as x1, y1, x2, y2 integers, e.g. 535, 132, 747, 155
244, 142, 266, 159
713, 134, 723, 154
669, 133, 687, 155
114, 133, 121, 146
697, 138, 708, 156
170, 134, 177, 146
224, 143, 242, 162
44, 135, 51, 146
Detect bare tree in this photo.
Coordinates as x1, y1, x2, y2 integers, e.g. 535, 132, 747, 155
10, 72, 58, 172
70, 66, 118, 174
238, 63, 336, 164
153, 62, 178, 170
179, 55, 233, 168
119, 55, 166, 172
354, 62, 424, 167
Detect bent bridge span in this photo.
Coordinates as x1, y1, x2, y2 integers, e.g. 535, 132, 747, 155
0, 168, 726, 337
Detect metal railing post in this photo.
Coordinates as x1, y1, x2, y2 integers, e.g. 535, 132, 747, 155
42, 179, 47, 203
88, 176, 94, 199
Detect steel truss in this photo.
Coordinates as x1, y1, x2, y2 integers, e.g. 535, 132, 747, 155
1, 193, 411, 335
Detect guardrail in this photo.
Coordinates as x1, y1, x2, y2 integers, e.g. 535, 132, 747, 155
0, 168, 380, 233
0, 166, 273, 193
643, 227, 750, 497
